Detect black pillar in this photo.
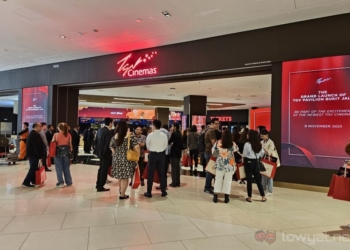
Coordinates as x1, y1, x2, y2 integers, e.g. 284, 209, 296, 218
52, 86, 79, 129
183, 95, 207, 127
155, 107, 169, 127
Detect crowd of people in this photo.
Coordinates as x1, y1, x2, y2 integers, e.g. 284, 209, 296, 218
19, 117, 279, 204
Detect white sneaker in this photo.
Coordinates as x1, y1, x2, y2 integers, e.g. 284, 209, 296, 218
266, 192, 273, 196
56, 183, 64, 188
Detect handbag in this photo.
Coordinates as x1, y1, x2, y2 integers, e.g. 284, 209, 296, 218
255, 153, 266, 172
35, 160, 47, 185
236, 162, 246, 180
127, 134, 139, 162
132, 167, 141, 189
260, 158, 277, 178
205, 156, 217, 175
49, 133, 57, 157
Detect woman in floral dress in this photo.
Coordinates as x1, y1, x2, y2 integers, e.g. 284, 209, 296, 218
212, 129, 237, 203
110, 121, 140, 199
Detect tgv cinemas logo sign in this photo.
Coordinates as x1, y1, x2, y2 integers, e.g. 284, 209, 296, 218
117, 51, 158, 77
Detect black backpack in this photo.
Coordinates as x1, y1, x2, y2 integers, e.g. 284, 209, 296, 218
198, 129, 207, 152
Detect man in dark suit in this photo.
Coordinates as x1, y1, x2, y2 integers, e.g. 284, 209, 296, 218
22, 122, 45, 188
70, 125, 80, 164
95, 118, 113, 192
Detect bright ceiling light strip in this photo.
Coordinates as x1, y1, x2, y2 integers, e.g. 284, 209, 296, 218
113, 98, 151, 102
79, 100, 87, 102
111, 102, 143, 105
208, 103, 223, 106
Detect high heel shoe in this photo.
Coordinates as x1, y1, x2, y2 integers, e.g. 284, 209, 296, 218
213, 194, 218, 203
224, 194, 229, 203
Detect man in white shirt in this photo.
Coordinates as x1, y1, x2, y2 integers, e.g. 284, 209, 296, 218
145, 119, 168, 198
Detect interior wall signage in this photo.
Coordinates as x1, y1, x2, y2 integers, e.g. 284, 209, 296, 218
282, 55, 350, 170
117, 51, 158, 77
22, 86, 48, 127
209, 116, 232, 122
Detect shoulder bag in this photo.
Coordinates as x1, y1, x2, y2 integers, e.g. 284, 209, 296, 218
255, 153, 266, 172
127, 134, 140, 162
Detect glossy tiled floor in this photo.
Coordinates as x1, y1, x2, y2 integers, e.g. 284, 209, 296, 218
0, 161, 349, 250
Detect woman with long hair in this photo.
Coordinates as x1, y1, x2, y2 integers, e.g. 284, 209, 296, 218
243, 129, 266, 202
110, 121, 140, 199
212, 129, 237, 203
187, 125, 199, 176
52, 122, 73, 188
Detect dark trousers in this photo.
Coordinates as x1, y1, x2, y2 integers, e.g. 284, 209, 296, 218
244, 159, 265, 197
189, 149, 199, 167
164, 154, 170, 186
147, 152, 166, 194
138, 157, 145, 181
84, 141, 91, 153
170, 157, 181, 186
96, 154, 111, 189
72, 145, 79, 162
23, 157, 38, 185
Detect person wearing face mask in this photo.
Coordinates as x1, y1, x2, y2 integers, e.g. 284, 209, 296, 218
260, 129, 280, 196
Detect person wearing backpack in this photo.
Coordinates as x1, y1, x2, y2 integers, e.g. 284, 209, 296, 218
203, 118, 220, 194
187, 125, 199, 176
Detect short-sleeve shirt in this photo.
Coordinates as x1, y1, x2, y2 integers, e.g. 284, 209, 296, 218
135, 134, 146, 157
204, 128, 216, 154
54, 133, 71, 147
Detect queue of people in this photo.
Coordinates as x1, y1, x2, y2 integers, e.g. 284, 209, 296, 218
19, 117, 278, 205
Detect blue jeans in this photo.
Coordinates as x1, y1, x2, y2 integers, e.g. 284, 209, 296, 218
55, 155, 72, 185
262, 175, 273, 193
204, 153, 214, 190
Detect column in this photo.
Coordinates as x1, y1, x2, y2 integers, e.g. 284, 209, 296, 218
51, 86, 79, 128
183, 95, 207, 127
155, 107, 169, 127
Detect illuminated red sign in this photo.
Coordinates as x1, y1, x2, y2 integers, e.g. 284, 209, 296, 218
210, 116, 232, 122
117, 51, 158, 77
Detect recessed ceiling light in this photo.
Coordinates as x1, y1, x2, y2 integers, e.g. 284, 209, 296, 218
136, 19, 142, 22
149, 16, 154, 19
112, 102, 142, 105
162, 11, 171, 17
60, 35, 66, 39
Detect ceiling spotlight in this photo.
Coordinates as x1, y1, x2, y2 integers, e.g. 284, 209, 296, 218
149, 16, 154, 19
162, 11, 171, 17
136, 19, 142, 22
60, 35, 66, 39
209, 103, 223, 106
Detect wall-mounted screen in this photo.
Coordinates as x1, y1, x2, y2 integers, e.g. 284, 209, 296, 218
282, 55, 350, 169
181, 116, 187, 130
22, 86, 48, 127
